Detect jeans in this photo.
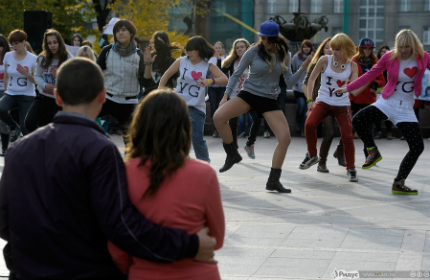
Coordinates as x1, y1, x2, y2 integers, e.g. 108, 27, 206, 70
189, 106, 210, 162
0, 94, 34, 135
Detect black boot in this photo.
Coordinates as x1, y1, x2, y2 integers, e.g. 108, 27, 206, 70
266, 168, 291, 193
0, 133, 9, 156
219, 142, 242, 173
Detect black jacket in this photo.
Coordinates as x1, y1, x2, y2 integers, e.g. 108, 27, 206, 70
0, 112, 198, 280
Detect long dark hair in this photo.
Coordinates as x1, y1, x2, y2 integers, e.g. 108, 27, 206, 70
353, 45, 378, 66
257, 35, 289, 72
125, 89, 191, 196
38, 29, 69, 68
297, 39, 314, 60
150, 31, 182, 74
376, 44, 390, 59
0, 35, 10, 63
184, 36, 215, 60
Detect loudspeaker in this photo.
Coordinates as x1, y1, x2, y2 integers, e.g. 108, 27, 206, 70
24, 11, 53, 54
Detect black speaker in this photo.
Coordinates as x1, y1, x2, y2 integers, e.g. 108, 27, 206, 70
24, 11, 53, 54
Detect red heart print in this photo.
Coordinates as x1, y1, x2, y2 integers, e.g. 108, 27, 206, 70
191, 71, 202, 81
403, 67, 417, 78
0, 73, 4, 80
336, 80, 346, 87
16, 66, 28, 74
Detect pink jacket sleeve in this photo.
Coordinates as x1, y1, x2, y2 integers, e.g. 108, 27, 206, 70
347, 52, 389, 92
204, 171, 225, 250
107, 241, 132, 274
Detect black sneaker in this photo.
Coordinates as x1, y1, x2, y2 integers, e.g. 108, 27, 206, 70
9, 129, 20, 143
347, 168, 358, 182
362, 147, 382, 169
0, 148, 6, 157
299, 152, 319, 170
392, 179, 418, 195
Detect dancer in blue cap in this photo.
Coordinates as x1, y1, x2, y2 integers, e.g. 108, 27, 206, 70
213, 21, 313, 193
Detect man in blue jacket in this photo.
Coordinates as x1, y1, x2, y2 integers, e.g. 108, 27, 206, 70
0, 58, 217, 280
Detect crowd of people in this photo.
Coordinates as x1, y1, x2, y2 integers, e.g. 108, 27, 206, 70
0, 18, 429, 279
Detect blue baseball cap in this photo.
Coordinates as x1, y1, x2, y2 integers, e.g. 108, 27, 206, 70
359, 37, 375, 48
257, 21, 279, 37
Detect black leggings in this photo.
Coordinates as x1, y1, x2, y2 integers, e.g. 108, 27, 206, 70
229, 110, 261, 148
0, 94, 34, 135
352, 105, 424, 180
25, 95, 61, 133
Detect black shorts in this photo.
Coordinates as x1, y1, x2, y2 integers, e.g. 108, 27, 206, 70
237, 90, 280, 118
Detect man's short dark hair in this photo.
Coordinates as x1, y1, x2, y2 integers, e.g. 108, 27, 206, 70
56, 58, 104, 105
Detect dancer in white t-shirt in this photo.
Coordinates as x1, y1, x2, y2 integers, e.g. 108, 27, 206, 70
335, 29, 430, 195
0, 35, 11, 155
0, 30, 37, 138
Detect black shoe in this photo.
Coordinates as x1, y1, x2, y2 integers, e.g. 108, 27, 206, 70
392, 179, 418, 195
0, 148, 6, 157
317, 161, 329, 173
9, 129, 20, 143
333, 146, 346, 167
266, 168, 291, 193
219, 142, 242, 173
299, 152, 319, 170
347, 168, 358, 182
362, 147, 382, 169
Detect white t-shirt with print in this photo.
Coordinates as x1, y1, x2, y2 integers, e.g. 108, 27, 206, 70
389, 56, 418, 104
4, 51, 37, 96
174, 56, 210, 113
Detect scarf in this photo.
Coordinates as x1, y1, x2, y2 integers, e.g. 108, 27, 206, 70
359, 57, 372, 73
113, 41, 137, 57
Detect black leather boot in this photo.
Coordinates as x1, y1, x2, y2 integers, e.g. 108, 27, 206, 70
266, 168, 291, 193
0, 133, 9, 156
219, 142, 242, 173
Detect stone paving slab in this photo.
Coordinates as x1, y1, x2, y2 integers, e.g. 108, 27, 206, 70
0, 135, 429, 279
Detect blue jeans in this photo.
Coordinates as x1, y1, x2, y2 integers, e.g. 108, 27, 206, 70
189, 106, 210, 162
294, 91, 307, 132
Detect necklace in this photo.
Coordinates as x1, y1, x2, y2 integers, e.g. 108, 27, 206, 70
332, 58, 346, 70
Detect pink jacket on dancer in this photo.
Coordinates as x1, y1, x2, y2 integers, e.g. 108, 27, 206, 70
347, 51, 430, 98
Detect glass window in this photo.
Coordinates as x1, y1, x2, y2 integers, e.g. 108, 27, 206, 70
360, 8, 367, 16
289, 0, 299, 13
368, 19, 375, 28
376, 19, 384, 27
424, 27, 430, 45
360, 0, 367, 6
267, 0, 277, 14
360, 20, 367, 28
376, 30, 384, 40
426, 0, 430, 11
359, 31, 366, 39
377, 7, 384, 16
311, 0, 322, 13
400, 0, 411, 12
333, 0, 343, 13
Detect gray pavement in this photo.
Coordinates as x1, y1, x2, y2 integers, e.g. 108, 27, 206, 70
1, 135, 430, 279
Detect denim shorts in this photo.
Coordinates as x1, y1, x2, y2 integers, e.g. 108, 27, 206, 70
237, 91, 280, 118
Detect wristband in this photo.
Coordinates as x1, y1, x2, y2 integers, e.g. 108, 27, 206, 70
306, 98, 313, 102
211, 78, 216, 85
207, 79, 212, 85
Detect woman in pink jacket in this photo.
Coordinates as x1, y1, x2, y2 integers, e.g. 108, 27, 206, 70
336, 29, 430, 195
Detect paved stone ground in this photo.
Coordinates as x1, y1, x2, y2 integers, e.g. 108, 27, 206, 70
1, 135, 430, 279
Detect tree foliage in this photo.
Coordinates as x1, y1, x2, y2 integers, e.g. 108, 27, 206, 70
0, 0, 96, 41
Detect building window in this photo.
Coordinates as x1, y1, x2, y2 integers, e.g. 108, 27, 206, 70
267, 0, 277, 14
400, 0, 411, 12
425, 0, 430, 11
424, 27, 430, 45
311, 0, 322, 13
359, 0, 384, 47
289, 0, 299, 13
334, 0, 343, 13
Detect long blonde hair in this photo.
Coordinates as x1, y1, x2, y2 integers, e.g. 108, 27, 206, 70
391, 29, 424, 60
257, 35, 290, 72
222, 38, 250, 68
306, 37, 331, 75
329, 33, 356, 61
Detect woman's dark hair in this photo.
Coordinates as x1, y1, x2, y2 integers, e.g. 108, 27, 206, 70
113, 19, 136, 43
39, 29, 70, 68
376, 44, 390, 59
125, 89, 191, 197
72, 33, 83, 47
257, 35, 290, 72
8, 29, 27, 43
297, 39, 314, 60
353, 45, 378, 66
0, 34, 10, 63
150, 31, 183, 74
184, 36, 215, 60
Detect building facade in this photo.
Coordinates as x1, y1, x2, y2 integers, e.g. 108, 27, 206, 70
254, 0, 430, 52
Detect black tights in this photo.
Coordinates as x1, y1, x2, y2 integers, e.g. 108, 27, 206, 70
352, 105, 424, 181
